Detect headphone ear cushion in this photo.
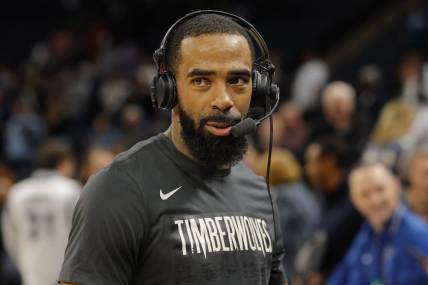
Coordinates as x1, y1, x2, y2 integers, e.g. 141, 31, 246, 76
252, 69, 270, 107
153, 73, 178, 110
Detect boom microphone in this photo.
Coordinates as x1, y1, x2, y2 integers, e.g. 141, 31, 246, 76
230, 85, 280, 137
231, 118, 258, 137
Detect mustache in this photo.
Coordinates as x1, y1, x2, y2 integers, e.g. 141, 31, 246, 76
199, 114, 242, 127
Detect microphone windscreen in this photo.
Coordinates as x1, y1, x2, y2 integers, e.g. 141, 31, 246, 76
231, 118, 257, 137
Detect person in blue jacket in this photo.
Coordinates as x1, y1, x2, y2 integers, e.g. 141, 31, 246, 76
327, 162, 428, 285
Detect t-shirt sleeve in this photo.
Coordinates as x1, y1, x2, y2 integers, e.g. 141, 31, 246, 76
59, 166, 148, 285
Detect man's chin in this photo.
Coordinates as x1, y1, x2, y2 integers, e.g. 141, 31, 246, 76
178, 106, 246, 168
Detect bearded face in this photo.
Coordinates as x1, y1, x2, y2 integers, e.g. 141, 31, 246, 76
177, 105, 247, 170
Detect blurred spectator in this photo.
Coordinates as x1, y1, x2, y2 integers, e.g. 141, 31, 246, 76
309, 81, 368, 164
304, 142, 322, 192
135, 58, 161, 115
422, 61, 428, 102
400, 105, 428, 170
83, 22, 113, 60
405, 0, 428, 49
61, 62, 97, 123
89, 112, 123, 151
398, 51, 424, 107
250, 147, 321, 280
328, 163, 428, 285
3, 97, 47, 179
79, 147, 115, 184
406, 148, 428, 221
120, 103, 153, 148
321, 82, 356, 134
109, 43, 142, 79
48, 31, 76, 66
356, 64, 388, 131
362, 98, 415, 174
257, 113, 286, 152
1, 139, 81, 285
97, 73, 133, 116
136, 60, 157, 92
296, 138, 363, 284
278, 102, 310, 159
27, 42, 51, 71
0, 166, 14, 207
291, 52, 329, 113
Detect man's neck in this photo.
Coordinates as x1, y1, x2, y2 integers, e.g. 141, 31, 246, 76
371, 221, 385, 234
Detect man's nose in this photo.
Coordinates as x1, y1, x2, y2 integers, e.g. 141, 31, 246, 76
210, 85, 234, 112
368, 192, 383, 206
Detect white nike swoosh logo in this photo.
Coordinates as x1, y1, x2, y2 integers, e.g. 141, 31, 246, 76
160, 186, 182, 200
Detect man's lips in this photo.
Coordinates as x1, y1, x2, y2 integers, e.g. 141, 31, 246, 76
205, 121, 234, 136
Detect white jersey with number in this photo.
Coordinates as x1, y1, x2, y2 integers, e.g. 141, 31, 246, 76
2, 170, 81, 285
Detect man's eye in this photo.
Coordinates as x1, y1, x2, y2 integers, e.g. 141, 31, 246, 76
229, 77, 249, 85
192, 78, 209, 86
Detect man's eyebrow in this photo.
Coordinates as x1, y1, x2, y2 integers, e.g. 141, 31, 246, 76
187, 69, 216, 78
228, 69, 251, 77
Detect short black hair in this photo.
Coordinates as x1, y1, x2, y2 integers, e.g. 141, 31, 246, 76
316, 136, 350, 170
35, 139, 73, 169
165, 13, 256, 75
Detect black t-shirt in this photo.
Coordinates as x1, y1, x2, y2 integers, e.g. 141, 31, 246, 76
59, 134, 285, 285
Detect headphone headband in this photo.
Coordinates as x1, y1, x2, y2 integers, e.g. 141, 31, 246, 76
154, 10, 271, 72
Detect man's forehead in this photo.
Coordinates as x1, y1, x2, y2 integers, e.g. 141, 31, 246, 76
175, 34, 252, 78
180, 34, 251, 57
351, 165, 393, 188
181, 33, 248, 43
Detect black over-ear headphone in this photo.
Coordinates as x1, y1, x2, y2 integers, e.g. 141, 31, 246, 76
150, 10, 278, 111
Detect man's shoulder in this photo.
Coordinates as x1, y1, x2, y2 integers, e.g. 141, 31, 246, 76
232, 161, 264, 181
8, 173, 66, 195
230, 162, 268, 195
6, 174, 80, 208
84, 135, 166, 196
113, 134, 163, 165
51, 174, 82, 189
100, 134, 165, 177
6, 178, 36, 205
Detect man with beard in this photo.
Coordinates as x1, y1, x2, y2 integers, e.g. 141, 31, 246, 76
58, 11, 285, 285
328, 163, 428, 285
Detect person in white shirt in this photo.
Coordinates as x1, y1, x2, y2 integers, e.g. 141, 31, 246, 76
2, 139, 81, 285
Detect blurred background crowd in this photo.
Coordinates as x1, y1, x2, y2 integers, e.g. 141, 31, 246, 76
1, 0, 428, 284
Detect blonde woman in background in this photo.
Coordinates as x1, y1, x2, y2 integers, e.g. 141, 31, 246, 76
362, 98, 415, 175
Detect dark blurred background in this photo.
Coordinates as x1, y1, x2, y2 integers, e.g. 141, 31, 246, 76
0, 0, 413, 75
